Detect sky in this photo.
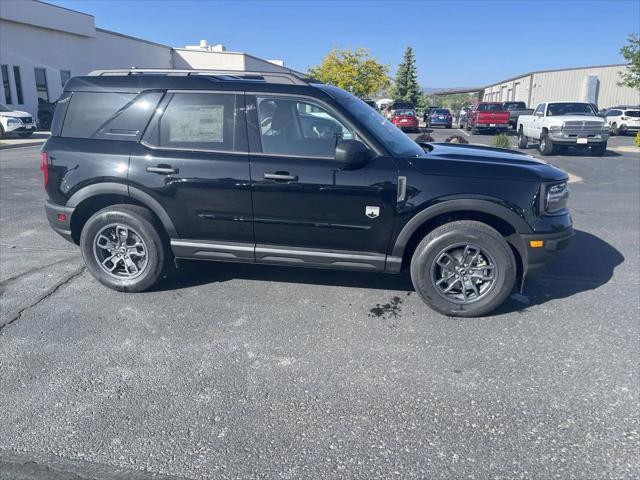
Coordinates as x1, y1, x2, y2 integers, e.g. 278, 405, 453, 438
49, 0, 639, 88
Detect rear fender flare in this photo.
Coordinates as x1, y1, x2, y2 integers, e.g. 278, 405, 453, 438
67, 182, 178, 238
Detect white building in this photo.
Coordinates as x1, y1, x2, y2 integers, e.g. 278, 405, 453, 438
0, 0, 296, 119
481, 64, 639, 108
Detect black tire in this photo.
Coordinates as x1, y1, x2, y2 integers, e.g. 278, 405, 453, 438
80, 204, 170, 292
539, 131, 554, 155
39, 114, 52, 130
0, 125, 4, 139
591, 142, 607, 157
610, 123, 618, 136
410, 220, 516, 317
517, 128, 528, 149
18, 132, 34, 138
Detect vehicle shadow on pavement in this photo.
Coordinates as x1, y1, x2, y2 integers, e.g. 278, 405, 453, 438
517, 145, 622, 157
159, 229, 622, 315
161, 260, 416, 293
496, 229, 624, 314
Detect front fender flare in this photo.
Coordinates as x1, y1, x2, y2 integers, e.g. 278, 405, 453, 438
391, 199, 532, 258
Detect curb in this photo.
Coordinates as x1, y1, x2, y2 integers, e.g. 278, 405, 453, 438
0, 141, 46, 151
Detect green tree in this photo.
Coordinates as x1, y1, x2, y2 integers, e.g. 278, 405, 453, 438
393, 47, 421, 105
619, 33, 640, 90
308, 48, 391, 98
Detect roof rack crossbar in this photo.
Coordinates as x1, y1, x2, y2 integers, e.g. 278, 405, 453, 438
87, 68, 309, 85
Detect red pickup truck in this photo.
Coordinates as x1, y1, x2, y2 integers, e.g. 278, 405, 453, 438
463, 102, 510, 134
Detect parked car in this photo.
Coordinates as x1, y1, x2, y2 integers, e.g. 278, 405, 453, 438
422, 106, 439, 124
42, 68, 573, 317
363, 99, 378, 110
517, 101, 609, 156
604, 106, 640, 135
502, 101, 534, 130
463, 102, 510, 134
0, 103, 37, 138
426, 108, 452, 128
37, 99, 57, 130
391, 101, 415, 112
391, 109, 419, 132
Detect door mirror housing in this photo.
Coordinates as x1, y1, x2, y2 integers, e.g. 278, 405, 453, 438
335, 139, 373, 168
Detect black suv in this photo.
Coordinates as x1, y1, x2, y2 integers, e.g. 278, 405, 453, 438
42, 69, 573, 317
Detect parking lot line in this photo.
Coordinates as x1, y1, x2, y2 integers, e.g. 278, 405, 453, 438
457, 129, 471, 137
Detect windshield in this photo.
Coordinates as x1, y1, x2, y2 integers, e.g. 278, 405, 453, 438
433, 109, 450, 115
0, 104, 10, 112
477, 103, 504, 112
324, 86, 423, 157
547, 103, 596, 116
395, 109, 415, 116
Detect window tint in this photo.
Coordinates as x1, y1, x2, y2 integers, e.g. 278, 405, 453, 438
547, 103, 595, 116
625, 110, 640, 118
152, 92, 237, 151
62, 92, 136, 138
534, 104, 545, 115
34, 67, 49, 103
13, 66, 23, 104
257, 96, 353, 157
477, 103, 503, 112
60, 70, 71, 87
606, 110, 622, 116
1, 65, 11, 104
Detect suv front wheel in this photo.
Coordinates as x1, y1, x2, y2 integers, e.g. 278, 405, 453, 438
80, 205, 169, 292
410, 221, 516, 317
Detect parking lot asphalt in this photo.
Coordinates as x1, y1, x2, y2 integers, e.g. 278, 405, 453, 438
1, 135, 639, 479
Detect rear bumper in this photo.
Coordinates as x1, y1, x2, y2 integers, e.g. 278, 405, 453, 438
45, 201, 75, 243
521, 227, 574, 280
476, 123, 509, 128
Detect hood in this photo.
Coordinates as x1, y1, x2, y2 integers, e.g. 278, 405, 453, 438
410, 143, 568, 183
556, 115, 604, 123
0, 110, 30, 117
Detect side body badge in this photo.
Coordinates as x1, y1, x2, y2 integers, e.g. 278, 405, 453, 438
365, 206, 380, 219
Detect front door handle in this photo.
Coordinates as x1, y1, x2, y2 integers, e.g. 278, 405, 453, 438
264, 172, 298, 181
147, 165, 178, 174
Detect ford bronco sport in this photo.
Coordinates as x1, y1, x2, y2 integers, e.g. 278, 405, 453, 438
42, 69, 573, 317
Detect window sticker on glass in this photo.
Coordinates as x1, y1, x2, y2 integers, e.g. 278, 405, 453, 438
168, 105, 225, 143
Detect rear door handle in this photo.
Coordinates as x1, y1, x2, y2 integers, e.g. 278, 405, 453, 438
264, 172, 298, 181
147, 165, 178, 174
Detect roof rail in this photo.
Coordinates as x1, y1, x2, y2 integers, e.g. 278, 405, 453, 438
87, 68, 310, 85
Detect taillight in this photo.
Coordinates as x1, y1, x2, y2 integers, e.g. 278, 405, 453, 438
40, 151, 49, 187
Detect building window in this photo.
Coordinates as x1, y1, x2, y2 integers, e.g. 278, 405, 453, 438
13, 67, 23, 104
1, 65, 11, 104
60, 70, 71, 87
34, 67, 49, 103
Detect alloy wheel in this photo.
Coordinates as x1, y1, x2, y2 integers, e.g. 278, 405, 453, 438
93, 224, 148, 279
430, 243, 497, 304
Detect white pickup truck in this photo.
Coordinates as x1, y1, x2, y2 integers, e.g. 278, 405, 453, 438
517, 101, 609, 156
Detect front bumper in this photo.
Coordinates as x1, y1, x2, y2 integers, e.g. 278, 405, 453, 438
4, 122, 37, 133
549, 131, 609, 144
521, 227, 574, 280
45, 201, 75, 243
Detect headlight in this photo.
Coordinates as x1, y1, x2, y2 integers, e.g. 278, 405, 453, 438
549, 125, 563, 132
543, 182, 570, 214
601, 124, 610, 131
6, 117, 21, 126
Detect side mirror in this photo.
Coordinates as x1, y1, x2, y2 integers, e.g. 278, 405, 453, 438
335, 139, 373, 168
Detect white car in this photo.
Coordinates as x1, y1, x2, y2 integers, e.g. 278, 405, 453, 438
0, 103, 37, 138
604, 106, 640, 135
517, 101, 609, 156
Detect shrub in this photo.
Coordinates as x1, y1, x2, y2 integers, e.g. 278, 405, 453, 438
445, 135, 469, 144
492, 132, 511, 149
414, 133, 434, 143
636, 130, 640, 147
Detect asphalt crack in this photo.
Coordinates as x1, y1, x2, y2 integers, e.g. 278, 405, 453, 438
0, 265, 86, 333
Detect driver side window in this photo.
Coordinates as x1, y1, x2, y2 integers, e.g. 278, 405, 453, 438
256, 96, 354, 158
534, 104, 545, 116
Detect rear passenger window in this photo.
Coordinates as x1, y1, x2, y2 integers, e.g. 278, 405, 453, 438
92, 91, 163, 141
148, 92, 237, 151
61, 92, 135, 138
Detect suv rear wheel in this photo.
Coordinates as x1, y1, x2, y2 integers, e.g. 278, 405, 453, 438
410, 221, 516, 317
80, 205, 169, 292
